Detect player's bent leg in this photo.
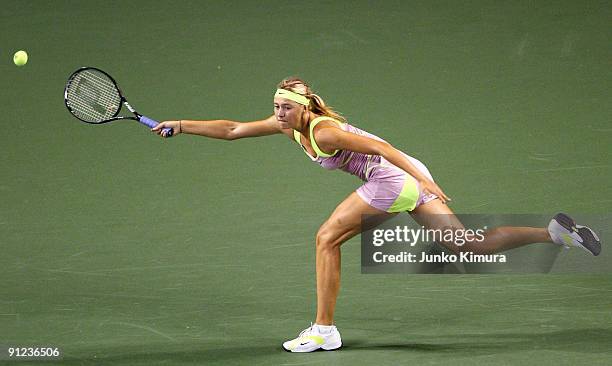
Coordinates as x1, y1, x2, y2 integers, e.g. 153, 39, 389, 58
283, 192, 394, 353
315, 192, 393, 325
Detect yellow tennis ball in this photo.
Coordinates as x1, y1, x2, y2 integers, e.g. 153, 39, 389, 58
13, 50, 28, 66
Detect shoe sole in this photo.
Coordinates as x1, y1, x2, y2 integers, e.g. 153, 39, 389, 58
552, 213, 601, 256
282, 343, 342, 353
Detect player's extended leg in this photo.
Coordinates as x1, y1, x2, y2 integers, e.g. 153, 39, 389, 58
409, 199, 600, 255
409, 198, 551, 254
282, 192, 394, 353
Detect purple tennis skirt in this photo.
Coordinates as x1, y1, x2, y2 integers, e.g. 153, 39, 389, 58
356, 155, 437, 213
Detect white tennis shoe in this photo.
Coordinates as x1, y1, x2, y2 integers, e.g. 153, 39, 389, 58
282, 323, 342, 353
548, 213, 601, 256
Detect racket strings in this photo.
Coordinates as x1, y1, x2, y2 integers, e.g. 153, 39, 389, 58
65, 69, 122, 123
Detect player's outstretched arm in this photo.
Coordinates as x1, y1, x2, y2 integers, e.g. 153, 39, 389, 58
152, 115, 282, 140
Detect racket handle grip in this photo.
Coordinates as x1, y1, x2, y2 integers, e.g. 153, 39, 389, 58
139, 115, 173, 137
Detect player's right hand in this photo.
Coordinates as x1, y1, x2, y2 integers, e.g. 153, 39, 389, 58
152, 121, 181, 138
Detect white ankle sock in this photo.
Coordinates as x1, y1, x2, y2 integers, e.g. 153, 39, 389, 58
314, 324, 334, 333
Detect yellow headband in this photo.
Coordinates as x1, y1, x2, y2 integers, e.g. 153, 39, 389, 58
274, 89, 309, 106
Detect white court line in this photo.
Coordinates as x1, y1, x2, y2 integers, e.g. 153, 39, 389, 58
281, 361, 325, 366
38, 268, 120, 277
522, 164, 611, 173
107, 321, 177, 342
260, 243, 307, 251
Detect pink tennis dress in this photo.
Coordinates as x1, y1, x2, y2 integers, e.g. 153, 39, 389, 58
293, 117, 437, 213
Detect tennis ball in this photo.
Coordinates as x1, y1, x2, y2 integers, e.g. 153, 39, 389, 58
13, 50, 28, 66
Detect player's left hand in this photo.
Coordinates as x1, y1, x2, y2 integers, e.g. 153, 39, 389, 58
419, 179, 451, 204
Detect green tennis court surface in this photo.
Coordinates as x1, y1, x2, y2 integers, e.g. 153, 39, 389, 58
1, 1, 610, 365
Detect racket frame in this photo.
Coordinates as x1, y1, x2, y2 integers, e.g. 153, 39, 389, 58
64, 67, 172, 136
65, 67, 137, 124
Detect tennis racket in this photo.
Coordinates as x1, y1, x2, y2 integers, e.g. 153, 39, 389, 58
64, 67, 173, 136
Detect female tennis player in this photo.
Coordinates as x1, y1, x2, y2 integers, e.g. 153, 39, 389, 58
152, 77, 601, 353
